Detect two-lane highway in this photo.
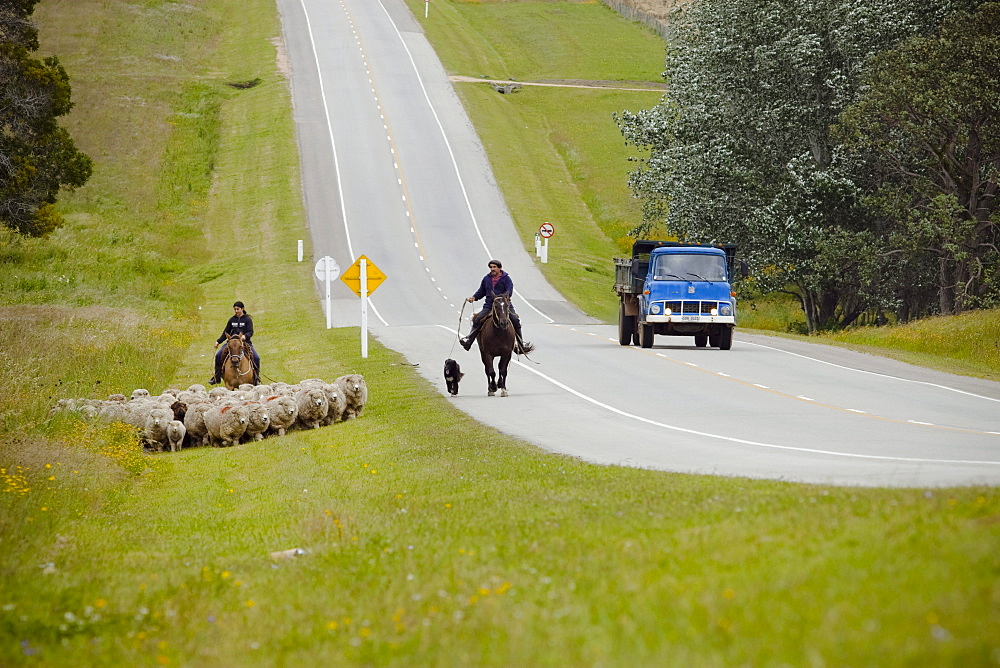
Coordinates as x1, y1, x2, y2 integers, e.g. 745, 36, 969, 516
277, 0, 1000, 487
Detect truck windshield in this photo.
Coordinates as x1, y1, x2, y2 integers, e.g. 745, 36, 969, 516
652, 254, 727, 281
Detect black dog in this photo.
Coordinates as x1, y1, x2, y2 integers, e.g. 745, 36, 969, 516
444, 358, 464, 396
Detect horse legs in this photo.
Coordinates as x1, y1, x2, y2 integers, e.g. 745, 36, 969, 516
482, 353, 497, 396
497, 353, 511, 397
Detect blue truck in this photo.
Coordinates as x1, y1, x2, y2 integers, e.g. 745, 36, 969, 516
613, 240, 746, 349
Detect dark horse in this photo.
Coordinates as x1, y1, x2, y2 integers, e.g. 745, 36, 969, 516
474, 294, 535, 396
221, 334, 256, 390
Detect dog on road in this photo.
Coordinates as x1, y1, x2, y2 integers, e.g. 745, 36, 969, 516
444, 358, 464, 396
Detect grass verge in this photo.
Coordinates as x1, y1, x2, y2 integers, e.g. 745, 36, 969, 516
0, 0, 996, 665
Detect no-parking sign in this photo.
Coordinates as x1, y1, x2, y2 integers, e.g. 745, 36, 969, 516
539, 222, 555, 238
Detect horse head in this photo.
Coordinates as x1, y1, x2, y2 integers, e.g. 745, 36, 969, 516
490, 294, 511, 331
224, 334, 247, 365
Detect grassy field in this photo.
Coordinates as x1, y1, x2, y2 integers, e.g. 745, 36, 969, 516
0, 0, 997, 665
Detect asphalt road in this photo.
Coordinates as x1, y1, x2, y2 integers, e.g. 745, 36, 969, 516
276, 0, 1000, 487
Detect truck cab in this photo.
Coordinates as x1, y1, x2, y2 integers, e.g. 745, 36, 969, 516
614, 241, 744, 349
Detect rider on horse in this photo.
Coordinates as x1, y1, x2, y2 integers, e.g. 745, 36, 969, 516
210, 301, 260, 385
460, 260, 526, 353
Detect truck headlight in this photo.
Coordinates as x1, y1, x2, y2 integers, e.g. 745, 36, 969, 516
650, 303, 661, 315
664, 307, 672, 316
720, 304, 732, 316
710, 308, 718, 316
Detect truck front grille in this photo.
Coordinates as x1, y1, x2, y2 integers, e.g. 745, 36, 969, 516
662, 301, 719, 315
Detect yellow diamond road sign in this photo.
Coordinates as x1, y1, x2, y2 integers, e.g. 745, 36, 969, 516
340, 255, 386, 297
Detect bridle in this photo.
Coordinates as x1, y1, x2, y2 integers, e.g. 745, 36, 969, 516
490, 294, 511, 331
226, 337, 254, 378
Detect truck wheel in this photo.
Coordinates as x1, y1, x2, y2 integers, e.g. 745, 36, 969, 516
639, 323, 654, 348
694, 335, 708, 348
718, 326, 733, 350
618, 303, 636, 346
709, 333, 720, 348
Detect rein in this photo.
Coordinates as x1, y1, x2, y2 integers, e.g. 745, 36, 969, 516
227, 339, 254, 377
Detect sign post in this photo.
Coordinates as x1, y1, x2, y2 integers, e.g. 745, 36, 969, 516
538, 222, 554, 264
340, 255, 386, 358
314, 256, 341, 329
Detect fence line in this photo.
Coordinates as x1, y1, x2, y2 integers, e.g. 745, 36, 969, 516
601, 0, 670, 41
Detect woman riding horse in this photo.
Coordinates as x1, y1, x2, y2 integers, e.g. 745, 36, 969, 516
460, 260, 526, 353
210, 301, 260, 385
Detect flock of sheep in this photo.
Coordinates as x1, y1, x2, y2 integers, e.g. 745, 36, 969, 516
49, 375, 368, 451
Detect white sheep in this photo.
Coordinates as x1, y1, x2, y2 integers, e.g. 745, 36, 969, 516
122, 397, 173, 432
294, 387, 329, 430
322, 383, 346, 425
242, 402, 270, 442
264, 395, 298, 437
143, 407, 174, 452
183, 401, 213, 448
166, 420, 186, 452
335, 374, 368, 420
96, 400, 130, 424
204, 403, 249, 447
208, 386, 230, 399
131, 388, 150, 400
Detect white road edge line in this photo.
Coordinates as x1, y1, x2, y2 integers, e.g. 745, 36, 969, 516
433, 326, 1000, 466
742, 339, 1000, 403
299, 0, 389, 326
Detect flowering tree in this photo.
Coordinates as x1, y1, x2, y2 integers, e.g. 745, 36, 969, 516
0, 0, 92, 237
617, 0, 981, 331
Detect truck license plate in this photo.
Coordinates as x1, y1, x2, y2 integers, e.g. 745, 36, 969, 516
681, 315, 699, 322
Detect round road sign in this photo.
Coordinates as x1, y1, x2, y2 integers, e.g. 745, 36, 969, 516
539, 222, 555, 238
314, 256, 341, 282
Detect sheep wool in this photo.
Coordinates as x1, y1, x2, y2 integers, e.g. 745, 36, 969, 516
166, 420, 186, 452
264, 395, 298, 437
294, 387, 329, 430
335, 374, 368, 420
204, 403, 249, 447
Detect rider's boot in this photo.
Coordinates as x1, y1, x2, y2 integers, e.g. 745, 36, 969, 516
460, 322, 482, 351
513, 319, 526, 354
209, 356, 223, 385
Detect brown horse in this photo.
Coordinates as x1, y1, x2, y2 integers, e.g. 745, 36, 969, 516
221, 334, 256, 390
475, 294, 534, 396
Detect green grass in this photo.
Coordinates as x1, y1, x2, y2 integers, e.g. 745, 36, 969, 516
406, 0, 666, 323
824, 308, 1000, 382
0, 0, 997, 665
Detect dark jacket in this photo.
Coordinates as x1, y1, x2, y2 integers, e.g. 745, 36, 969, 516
217, 313, 254, 344
473, 271, 514, 311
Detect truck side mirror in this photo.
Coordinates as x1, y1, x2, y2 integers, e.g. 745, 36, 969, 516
740, 259, 749, 278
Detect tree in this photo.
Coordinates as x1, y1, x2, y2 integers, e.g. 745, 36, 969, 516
0, 0, 92, 237
836, 2, 1000, 314
617, 0, 982, 331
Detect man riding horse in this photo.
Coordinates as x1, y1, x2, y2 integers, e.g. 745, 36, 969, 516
460, 260, 527, 353
210, 301, 260, 385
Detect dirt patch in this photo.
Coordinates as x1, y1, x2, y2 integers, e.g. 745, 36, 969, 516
449, 75, 668, 92
271, 36, 291, 78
